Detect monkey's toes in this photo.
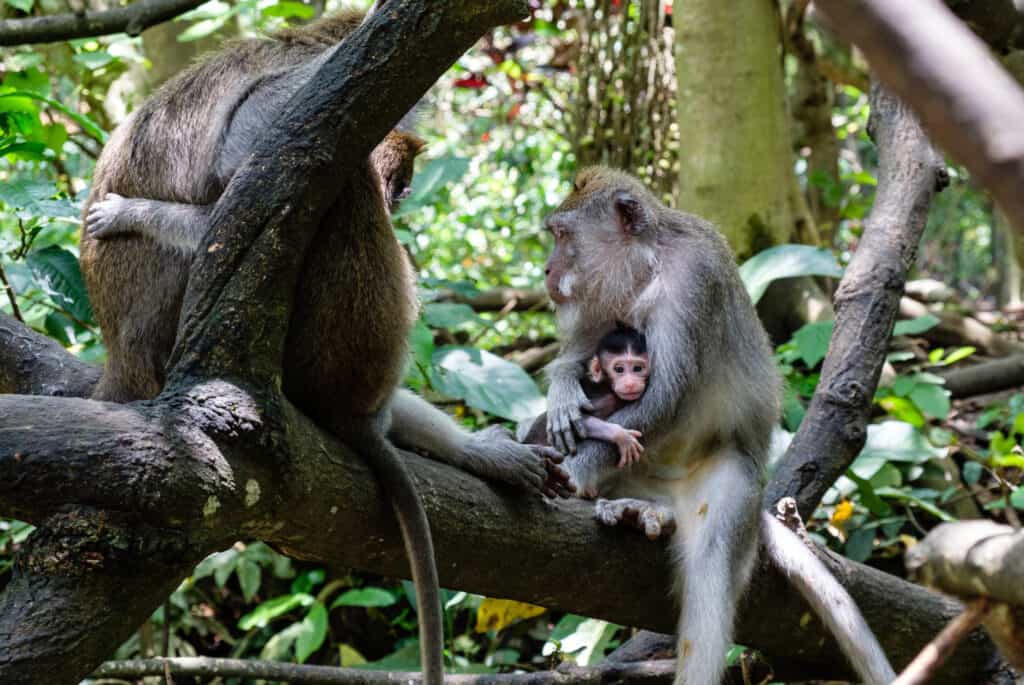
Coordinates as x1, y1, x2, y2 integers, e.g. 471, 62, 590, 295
594, 498, 675, 540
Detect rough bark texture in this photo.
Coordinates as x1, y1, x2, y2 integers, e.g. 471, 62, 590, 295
674, 0, 797, 258
0, 313, 99, 397
765, 83, 947, 520
813, 0, 1024, 235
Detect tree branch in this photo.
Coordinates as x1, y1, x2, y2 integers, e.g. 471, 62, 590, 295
0, 0, 207, 47
0, 313, 99, 397
939, 355, 1024, 398
93, 657, 676, 684
812, 0, 1024, 234
766, 82, 946, 519
166, 0, 529, 388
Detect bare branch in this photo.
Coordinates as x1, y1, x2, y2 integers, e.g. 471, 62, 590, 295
0, 313, 99, 397
0, 0, 206, 47
813, 0, 1024, 234
94, 657, 676, 685
939, 355, 1024, 398
893, 599, 991, 685
765, 82, 946, 519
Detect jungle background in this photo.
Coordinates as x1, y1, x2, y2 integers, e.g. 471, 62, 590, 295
1, 0, 1023, 682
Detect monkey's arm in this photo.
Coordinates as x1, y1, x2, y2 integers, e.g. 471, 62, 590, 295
85, 193, 212, 252
545, 337, 600, 454
580, 416, 643, 468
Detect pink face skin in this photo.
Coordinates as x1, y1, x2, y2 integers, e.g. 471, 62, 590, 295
589, 351, 650, 402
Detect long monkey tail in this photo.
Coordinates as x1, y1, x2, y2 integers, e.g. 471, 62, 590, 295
348, 424, 444, 685
761, 511, 896, 685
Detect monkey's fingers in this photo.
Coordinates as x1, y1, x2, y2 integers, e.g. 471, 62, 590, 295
542, 459, 575, 498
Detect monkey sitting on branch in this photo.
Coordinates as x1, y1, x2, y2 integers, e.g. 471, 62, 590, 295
519, 322, 648, 492
540, 166, 896, 685
78, 9, 571, 685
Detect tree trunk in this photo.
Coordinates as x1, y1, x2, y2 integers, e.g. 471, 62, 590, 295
674, 0, 798, 258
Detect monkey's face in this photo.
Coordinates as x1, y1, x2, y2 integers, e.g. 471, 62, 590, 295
591, 350, 650, 402
371, 131, 425, 213
543, 167, 656, 307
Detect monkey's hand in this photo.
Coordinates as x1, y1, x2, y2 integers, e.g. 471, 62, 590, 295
546, 377, 593, 455
459, 425, 575, 499
612, 428, 644, 468
595, 498, 676, 540
85, 193, 131, 240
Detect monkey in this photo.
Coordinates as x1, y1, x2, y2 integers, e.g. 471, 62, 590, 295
77, 10, 572, 685
520, 323, 648, 486
540, 166, 896, 685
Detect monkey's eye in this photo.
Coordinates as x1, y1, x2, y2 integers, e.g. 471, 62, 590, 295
614, 365, 625, 374
633, 365, 644, 373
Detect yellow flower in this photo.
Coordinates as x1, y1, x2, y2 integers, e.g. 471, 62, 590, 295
475, 598, 546, 633
831, 499, 854, 526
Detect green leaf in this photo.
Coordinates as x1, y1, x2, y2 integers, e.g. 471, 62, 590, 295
359, 640, 422, 670
1013, 412, 1024, 437
26, 245, 94, 324
236, 557, 261, 602
261, 1, 315, 19
928, 348, 944, 364
0, 91, 107, 143
422, 302, 482, 329
239, 593, 314, 630
738, 244, 843, 304
72, 51, 116, 70
892, 314, 940, 337
939, 346, 976, 366
792, 320, 833, 368
290, 568, 325, 595
557, 618, 620, 666
855, 420, 944, 465
1011, 488, 1024, 511
909, 383, 951, 419
876, 395, 925, 427
431, 346, 545, 422
846, 470, 892, 517
962, 461, 983, 486
392, 155, 471, 218
891, 376, 916, 397
178, 16, 230, 42
4, 0, 34, 13
845, 527, 875, 563
260, 621, 305, 660
331, 587, 397, 609
295, 601, 328, 663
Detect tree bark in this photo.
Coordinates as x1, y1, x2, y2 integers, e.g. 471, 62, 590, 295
939, 355, 1024, 398
765, 82, 947, 520
0, 0, 207, 46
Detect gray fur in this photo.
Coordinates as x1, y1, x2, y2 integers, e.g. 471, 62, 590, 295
540, 166, 893, 685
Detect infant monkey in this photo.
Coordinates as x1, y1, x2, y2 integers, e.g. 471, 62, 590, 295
522, 324, 648, 488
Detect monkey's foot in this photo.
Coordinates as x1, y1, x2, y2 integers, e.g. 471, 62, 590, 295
594, 498, 676, 540
460, 426, 575, 499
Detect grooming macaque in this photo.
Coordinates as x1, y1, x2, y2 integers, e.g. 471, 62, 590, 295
542, 167, 895, 685
79, 11, 569, 685
521, 323, 648, 483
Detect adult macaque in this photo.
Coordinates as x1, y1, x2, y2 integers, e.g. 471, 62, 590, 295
541, 167, 895, 685
78, 10, 570, 685
520, 323, 648, 485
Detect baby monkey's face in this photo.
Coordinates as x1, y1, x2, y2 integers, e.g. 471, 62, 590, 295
591, 349, 650, 402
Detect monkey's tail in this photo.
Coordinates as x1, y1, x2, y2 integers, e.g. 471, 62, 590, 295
760, 511, 896, 685
349, 426, 444, 685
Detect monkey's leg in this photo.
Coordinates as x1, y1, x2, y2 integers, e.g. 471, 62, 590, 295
670, 449, 760, 685
86, 194, 212, 252
388, 389, 573, 497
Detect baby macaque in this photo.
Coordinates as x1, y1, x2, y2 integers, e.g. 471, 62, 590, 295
522, 324, 648, 487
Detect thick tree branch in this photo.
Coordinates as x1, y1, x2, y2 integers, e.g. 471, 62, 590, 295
0, 389, 1006, 683
0, 0, 206, 47
0, 313, 98, 397
436, 287, 550, 312
766, 83, 946, 519
168, 0, 529, 388
812, 0, 1024, 234
939, 355, 1024, 398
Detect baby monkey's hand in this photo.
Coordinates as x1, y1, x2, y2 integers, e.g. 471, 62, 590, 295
613, 427, 644, 468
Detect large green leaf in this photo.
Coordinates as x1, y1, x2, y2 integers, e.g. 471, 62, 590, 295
25, 245, 94, 324
792, 320, 834, 368
892, 314, 940, 337
330, 587, 397, 609
738, 244, 843, 304
431, 346, 545, 422
295, 601, 328, 663
0, 90, 107, 143
392, 155, 470, 218
239, 593, 314, 630
854, 420, 945, 466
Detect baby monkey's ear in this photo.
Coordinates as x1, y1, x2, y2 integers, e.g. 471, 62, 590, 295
588, 355, 604, 383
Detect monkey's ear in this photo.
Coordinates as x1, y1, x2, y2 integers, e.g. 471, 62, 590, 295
588, 356, 604, 383
613, 191, 649, 236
